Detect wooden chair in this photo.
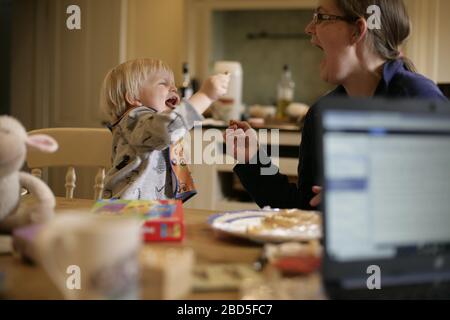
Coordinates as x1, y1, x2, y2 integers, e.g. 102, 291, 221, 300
26, 128, 112, 200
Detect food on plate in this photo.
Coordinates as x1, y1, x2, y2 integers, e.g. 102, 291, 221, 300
247, 210, 321, 234
209, 209, 322, 243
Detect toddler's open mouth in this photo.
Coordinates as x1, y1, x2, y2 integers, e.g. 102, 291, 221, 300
165, 95, 180, 109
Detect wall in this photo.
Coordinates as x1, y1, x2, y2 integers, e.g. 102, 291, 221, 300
43, 0, 124, 198
404, 0, 450, 83
0, 0, 12, 115
10, 0, 125, 199
126, 0, 186, 83
10, 0, 38, 129
186, 0, 318, 92
436, 0, 450, 83
212, 9, 333, 106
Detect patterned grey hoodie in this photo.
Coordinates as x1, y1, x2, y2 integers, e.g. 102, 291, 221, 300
103, 100, 203, 200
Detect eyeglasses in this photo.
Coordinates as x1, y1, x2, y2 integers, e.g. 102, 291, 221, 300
312, 12, 358, 25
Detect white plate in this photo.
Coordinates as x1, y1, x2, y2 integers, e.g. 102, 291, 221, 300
208, 210, 322, 243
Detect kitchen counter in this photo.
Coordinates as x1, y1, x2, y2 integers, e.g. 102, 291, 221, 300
199, 118, 301, 132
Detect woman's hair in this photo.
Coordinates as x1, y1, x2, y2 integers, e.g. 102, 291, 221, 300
336, 0, 416, 72
100, 58, 174, 122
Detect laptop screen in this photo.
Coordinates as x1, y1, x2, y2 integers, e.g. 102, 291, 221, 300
323, 110, 450, 263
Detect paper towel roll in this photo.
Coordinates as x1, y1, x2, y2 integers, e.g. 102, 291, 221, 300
213, 61, 243, 121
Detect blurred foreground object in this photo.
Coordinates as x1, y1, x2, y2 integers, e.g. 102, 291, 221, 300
264, 241, 322, 275
140, 246, 194, 299
0, 116, 58, 233
34, 213, 141, 300
192, 263, 262, 293
92, 199, 185, 242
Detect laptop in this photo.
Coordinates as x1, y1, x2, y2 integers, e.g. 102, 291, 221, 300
315, 98, 450, 299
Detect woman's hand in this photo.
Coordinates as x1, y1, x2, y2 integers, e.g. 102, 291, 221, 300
309, 186, 322, 208
224, 120, 259, 163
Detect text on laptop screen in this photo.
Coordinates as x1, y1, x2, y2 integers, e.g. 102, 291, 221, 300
323, 111, 450, 262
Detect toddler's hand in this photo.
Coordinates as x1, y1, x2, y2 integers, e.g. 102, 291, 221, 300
199, 73, 230, 101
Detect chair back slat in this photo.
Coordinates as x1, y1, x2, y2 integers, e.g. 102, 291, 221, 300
31, 168, 42, 179
65, 166, 76, 199
94, 167, 106, 200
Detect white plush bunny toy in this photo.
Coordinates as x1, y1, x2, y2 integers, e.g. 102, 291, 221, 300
0, 115, 58, 233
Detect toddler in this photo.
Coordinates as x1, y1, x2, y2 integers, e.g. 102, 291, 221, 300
100, 58, 229, 201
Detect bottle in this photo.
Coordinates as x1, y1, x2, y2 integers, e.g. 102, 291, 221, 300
276, 64, 295, 120
180, 62, 193, 99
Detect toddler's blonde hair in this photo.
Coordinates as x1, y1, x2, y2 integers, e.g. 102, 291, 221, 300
100, 58, 174, 122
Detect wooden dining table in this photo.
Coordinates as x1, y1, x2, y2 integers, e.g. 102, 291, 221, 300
0, 197, 268, 300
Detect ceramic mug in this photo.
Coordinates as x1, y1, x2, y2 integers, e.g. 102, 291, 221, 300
35, 212, 141, 300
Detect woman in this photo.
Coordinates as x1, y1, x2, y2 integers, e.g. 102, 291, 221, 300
226, 0, 447, 210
